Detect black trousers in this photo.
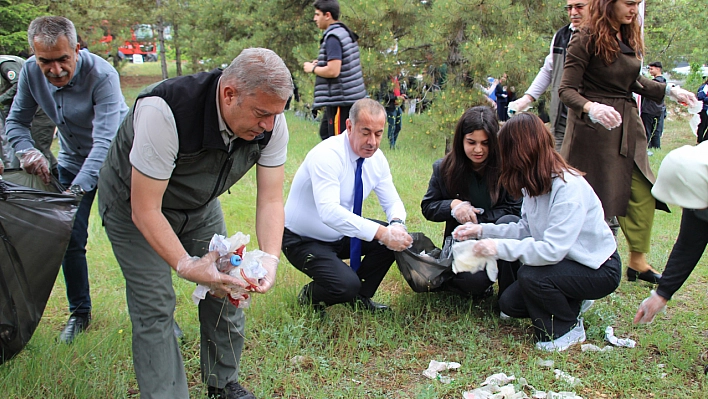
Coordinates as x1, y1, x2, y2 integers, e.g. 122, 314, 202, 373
641, 112, 663, 149
318, 105, 352, 141
697, 109, 708, 144
282, 226, 395, 306
498, 251, 621, 341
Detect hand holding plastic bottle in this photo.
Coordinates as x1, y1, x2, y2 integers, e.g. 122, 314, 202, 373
452, 222, 482, 241
17, 148, 51, 184
633, 290, 667, 324
176, 252, 248, 297
587, 102, 622, 130
252, 253, 279, 293
378, 224, 413, 251
451, 201, 483, 224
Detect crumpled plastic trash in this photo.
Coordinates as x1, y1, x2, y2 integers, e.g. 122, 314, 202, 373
536, 359, 554, 368
581, 344, 613, 352
605, 326, 636, 348
422, 360, 460, 382
192, 232, 267, 308
554, 369, 581, 386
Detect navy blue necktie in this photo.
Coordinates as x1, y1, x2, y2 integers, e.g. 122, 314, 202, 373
350, 157, 364, 271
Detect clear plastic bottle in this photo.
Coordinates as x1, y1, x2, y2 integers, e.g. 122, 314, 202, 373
216, 254, 242, 273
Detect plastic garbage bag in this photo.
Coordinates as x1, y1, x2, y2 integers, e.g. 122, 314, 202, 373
0, 169, 80, 364
394, 233, 454, 292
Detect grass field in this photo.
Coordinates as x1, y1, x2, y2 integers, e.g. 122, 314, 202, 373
1, 63, 707, 398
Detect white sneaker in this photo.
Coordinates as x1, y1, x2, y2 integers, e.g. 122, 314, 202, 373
535, 318, 586, 352
500, 311, 511, 320
580, 300, 595, 314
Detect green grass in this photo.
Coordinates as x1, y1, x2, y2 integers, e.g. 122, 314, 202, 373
1, 65, 707, 398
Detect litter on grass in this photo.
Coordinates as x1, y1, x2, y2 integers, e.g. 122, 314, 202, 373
604, 326, 636, 348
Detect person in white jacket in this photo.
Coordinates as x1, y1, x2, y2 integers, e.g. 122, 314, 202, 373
453, 113, 620, 351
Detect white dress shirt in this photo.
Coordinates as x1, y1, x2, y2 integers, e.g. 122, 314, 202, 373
285, 131, 407, 242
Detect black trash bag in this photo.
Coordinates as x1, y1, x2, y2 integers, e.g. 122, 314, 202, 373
0, 169, 80, 364
395, 233, 455, 292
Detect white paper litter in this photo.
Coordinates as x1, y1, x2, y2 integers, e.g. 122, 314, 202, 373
422, 360, 460, 382
553, 369, 581, 386
581, 344, 613, 352
605, 326, 636, 348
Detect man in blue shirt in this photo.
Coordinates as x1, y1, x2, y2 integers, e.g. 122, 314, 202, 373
6, 16, 128, 344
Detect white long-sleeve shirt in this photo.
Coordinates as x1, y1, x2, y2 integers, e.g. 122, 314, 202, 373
285, 131, 406, 242
524, 25, 576, 101
481, 171, 616, 268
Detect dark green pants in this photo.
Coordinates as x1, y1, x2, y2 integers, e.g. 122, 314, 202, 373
102, 197, 245, 399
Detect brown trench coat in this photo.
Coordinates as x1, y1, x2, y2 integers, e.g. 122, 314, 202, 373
558, 30, 669, 218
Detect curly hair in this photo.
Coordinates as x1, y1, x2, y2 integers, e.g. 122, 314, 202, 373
583, 0, 644, 65
498, 113, 583, 198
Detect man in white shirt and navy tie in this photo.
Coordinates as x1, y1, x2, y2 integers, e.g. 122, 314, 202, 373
282, 98, 412, 314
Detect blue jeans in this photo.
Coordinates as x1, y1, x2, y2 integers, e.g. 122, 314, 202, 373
387, 106, 402, 149
58, 165, 95, 314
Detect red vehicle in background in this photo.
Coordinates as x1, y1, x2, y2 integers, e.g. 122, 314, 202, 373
100, 23, 158, 62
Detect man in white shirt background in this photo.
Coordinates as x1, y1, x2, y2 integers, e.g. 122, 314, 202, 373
282, 98, 412, 314
507, 0, 588, 150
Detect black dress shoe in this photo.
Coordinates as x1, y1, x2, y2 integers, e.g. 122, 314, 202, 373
627, 268, 662, 283
207, 381, 256, 399
350, 295, 390, 312
297, 284, 326, 316
59, 312, 91, 344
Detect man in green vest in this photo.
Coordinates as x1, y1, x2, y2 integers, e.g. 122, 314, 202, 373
0, 55, 56, 174
98, 48, 293, 399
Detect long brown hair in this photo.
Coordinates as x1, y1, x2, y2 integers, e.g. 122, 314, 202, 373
440, 106, 501, 204
498, 113, 583, 198
584, 0, 644, 65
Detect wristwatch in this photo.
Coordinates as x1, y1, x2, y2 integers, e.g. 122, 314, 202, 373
69, 184, 85, 196
390, 218, 405, 227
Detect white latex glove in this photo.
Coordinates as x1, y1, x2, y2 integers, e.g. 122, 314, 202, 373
452, 222, 482, 241
508, 95, 532, 117
253, 253, 279, 293
451, 201, 482, 224
667, 86, 699, 112
472, 239, 497, 257
587, 102, 622, 130
633, 290, 667, 324
378, 224, 413, 251
176, 252, 248, 297
17, 148, 51, 184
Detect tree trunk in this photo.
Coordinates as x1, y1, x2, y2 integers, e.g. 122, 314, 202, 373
156, 0, 168, 79
174, 23, 182, 76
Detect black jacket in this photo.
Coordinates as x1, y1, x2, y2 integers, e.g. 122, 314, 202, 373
421, 159, 522, 239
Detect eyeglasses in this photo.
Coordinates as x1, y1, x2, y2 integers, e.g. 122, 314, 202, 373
564, 3, 586, 11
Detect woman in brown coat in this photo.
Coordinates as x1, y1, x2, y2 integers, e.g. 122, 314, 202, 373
558, 0, 696, 282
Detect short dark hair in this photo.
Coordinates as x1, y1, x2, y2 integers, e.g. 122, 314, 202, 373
648, 61, 662, 69
313, 0, 340, 20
